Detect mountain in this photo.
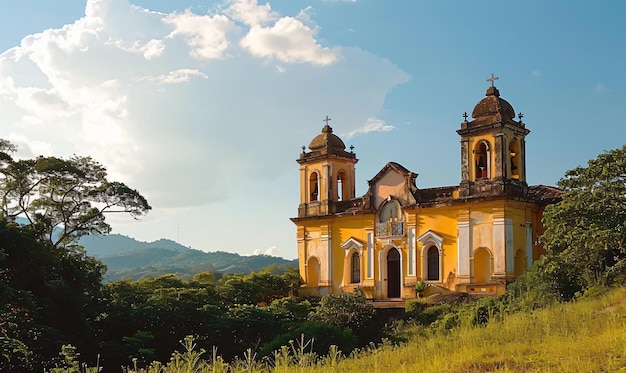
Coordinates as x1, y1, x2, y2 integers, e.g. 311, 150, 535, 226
77, 234, 298, 282
79, 234, 189, 257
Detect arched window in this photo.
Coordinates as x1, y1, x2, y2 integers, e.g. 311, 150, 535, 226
337, 170, 345, 201
427, 246, 440, 281
509, 139, 520, 179
474, 141, 490, 179
417, 230, 444, 283
309, 172, 319, 202
350, 252, 360, 283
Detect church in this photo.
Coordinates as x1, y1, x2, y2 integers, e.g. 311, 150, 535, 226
291, 79, 561, 299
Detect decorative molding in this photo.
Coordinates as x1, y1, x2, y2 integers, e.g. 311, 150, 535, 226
416, 230, 444, 249
341, 237, 364, 256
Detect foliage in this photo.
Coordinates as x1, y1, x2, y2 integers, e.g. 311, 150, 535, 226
192, 271, 215, 285
261, 322, 356, 358
0, 140, 151, 249
0, 219, 107, 371
0, 140, 149, 371
115, 287, 626, 372
95, 270, 304, 368
414, 281, 426, 293
0, 308, 29, 366
541, 145, 626, 299
217, 269, 300, 305
405, 299, 454, 327
307, 289, 375, 333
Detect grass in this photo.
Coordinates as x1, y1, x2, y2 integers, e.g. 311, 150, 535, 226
314, 286, 626, 373
125, 286, 626, 372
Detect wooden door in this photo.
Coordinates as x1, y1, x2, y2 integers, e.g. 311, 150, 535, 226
387, 248, 401, 298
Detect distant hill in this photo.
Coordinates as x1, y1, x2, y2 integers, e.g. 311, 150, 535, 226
77, 234, 298, 282
79, 234, 189, 257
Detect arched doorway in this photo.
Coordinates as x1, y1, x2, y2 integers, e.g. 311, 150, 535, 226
387, 248, 401, 298
474, 248, 491, 283
427, 246, 439, 281
307, 257, 320, 287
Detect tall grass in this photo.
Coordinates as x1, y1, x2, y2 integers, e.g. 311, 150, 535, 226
316, 286, 626, 373
115, 287, 626, 372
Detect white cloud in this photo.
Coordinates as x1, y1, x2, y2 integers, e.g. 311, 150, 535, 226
6, 133, 53, 158
264, 246, 276, 256
0, 0, 409, 257
112, 39, 165, 59
343, 117, 396, 139
164, 10, 236, 60
240, 17, 339, 65
138, 69, 208, 84
253, 246, 276, 256
225, 0, 278, 26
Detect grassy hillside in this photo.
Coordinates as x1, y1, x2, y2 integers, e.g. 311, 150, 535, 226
307, 287, 626, 373
123, 287, 626, 372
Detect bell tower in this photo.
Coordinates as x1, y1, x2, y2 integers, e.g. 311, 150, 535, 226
457, 75, 530, 197
297, 117, 358, 217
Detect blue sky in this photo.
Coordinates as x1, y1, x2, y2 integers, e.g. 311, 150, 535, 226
0, 0, 624, 259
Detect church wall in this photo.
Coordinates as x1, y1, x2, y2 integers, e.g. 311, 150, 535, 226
296, 220, 333, 297
506, 202, 533, 277
374, 172, 407, 208
411, 206, 459, 287
296, 199, 551, 298
330, 214, 374, 294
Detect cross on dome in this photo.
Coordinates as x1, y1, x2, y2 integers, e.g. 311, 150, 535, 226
486, 73, 499, 87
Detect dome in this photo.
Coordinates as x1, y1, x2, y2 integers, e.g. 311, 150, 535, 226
471, 86, 516, 123
309, 124, 346, 151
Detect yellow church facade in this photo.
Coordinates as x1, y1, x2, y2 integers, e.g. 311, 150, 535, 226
291, 82, 561, 299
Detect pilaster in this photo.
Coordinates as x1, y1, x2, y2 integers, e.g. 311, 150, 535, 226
526, 222, 533, 268
492, 217, 512, 279
494, 133, 505, 179
457, 210, 471, 280
460, 138, 469, 182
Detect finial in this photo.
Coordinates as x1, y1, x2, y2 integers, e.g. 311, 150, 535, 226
323, 115, 331, 125
462, 112, 468, 122
302, 145, 306, 153
350, 145, 354, 153
486, 73, 499, 87
517, 112, 524, 121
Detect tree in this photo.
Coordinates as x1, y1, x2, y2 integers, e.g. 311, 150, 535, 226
541, 145, 626, 298
0, 218, 106, 371
0, 140, 151, 248
0, 140, 150, 370
307, 289, 375, 332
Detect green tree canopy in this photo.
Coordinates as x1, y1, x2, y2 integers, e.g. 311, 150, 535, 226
308, 289, 375, 332
541, 144, 626, 297
0, 140, 151, 248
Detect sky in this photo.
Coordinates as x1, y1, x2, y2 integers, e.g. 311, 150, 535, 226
0, 0, 625, 260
